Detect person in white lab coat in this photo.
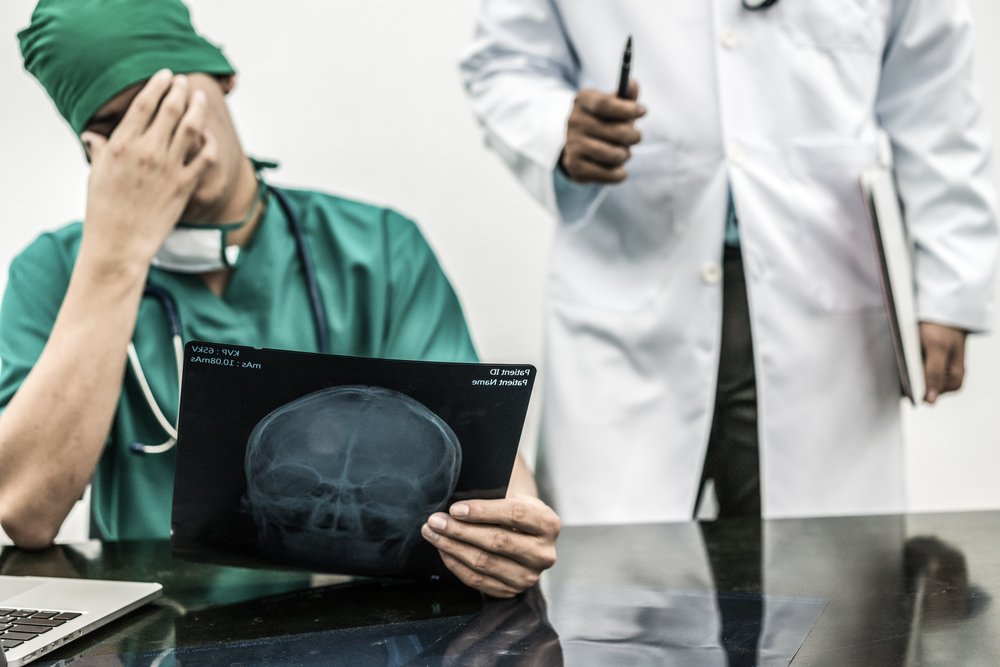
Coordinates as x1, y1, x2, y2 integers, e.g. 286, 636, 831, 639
460, 0, 1000, 523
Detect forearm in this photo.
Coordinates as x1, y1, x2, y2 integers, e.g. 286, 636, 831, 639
0, 72, 213, 547
878, 0, 1000, 331
0, 247, 147, 547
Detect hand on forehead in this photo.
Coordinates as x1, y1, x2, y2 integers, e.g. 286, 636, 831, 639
84, 73, 233, 140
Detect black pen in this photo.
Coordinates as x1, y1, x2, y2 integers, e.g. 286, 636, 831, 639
616, 35, 632, 99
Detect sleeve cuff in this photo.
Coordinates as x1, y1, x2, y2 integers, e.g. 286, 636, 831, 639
552, 165, 606, 224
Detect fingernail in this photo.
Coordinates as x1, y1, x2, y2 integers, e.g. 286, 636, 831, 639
428, 515, 447, 531
637, 104, 647, 115
451, 503, 470, 517
155, 68, 173, 81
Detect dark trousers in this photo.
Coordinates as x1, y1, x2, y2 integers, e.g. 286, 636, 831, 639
696, 245, 761, 519
698, 247, 764, 664
700, 519, 764, 665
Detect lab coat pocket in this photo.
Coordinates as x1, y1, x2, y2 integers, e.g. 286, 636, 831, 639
786, 140, 883, 312
549, 142, 677, 313
779, 0, 884, 52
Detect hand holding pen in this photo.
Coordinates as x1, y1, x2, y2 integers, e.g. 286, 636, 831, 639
558, 35, 645, 184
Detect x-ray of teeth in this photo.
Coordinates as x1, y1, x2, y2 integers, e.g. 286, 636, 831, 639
243, 385, 462, 573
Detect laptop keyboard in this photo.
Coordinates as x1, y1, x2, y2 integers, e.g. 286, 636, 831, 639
0, 608, 81, 652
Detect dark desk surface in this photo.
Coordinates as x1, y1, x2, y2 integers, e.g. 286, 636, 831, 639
2, 511, 998, 666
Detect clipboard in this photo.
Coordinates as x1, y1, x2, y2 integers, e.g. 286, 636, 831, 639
859, 146, 924, 405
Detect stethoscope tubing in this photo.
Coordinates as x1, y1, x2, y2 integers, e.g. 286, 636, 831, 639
742, 0, 780, 9
271, 187, 331, 356
128, 185, 329, 454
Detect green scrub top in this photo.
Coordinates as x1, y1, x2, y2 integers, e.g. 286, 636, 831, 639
0, 186, 478, 542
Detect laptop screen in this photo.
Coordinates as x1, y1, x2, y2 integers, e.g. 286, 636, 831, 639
171, 342, 534, 579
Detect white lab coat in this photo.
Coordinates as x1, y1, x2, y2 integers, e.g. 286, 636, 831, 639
461, 0, 999, 523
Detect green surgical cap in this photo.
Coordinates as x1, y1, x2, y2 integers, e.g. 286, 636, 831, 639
18, 0, 235, 135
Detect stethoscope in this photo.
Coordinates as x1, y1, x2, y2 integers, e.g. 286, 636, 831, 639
127, 185, 330, 455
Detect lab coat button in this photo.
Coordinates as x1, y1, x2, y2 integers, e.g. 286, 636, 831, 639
720, 28, 739, 50
728, 144, 745, 167
701, 262, 723, 285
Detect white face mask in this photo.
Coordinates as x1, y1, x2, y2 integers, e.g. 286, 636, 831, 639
152, 162, 271, 274
152, 223, 243, 274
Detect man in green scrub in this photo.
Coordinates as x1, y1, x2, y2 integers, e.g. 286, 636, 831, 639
0, 0, 558, 599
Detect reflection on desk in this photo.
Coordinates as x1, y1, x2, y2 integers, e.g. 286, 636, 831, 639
1, 540, 560, 666
544, 520, 826, 666
0, 511, 997, 666
546, 513, 997, 666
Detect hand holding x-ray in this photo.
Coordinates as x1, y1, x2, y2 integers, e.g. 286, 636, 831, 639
422, 494, 560, 599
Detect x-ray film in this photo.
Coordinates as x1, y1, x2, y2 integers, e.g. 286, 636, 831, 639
171, 341, 535, 580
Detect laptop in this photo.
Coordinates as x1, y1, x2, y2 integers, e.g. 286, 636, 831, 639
0, 576, 161, 666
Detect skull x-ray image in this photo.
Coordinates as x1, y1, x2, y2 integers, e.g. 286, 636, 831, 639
243, 385, 462, 573
172, 343, 534, 578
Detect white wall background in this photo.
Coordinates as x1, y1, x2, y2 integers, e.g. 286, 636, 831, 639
0, 1, 997, 542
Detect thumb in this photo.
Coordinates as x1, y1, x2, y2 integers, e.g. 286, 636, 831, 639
79, 131, 107, 164
626, 79, 646, 118
627, 78, 641, 102
922, 345, 946, 404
